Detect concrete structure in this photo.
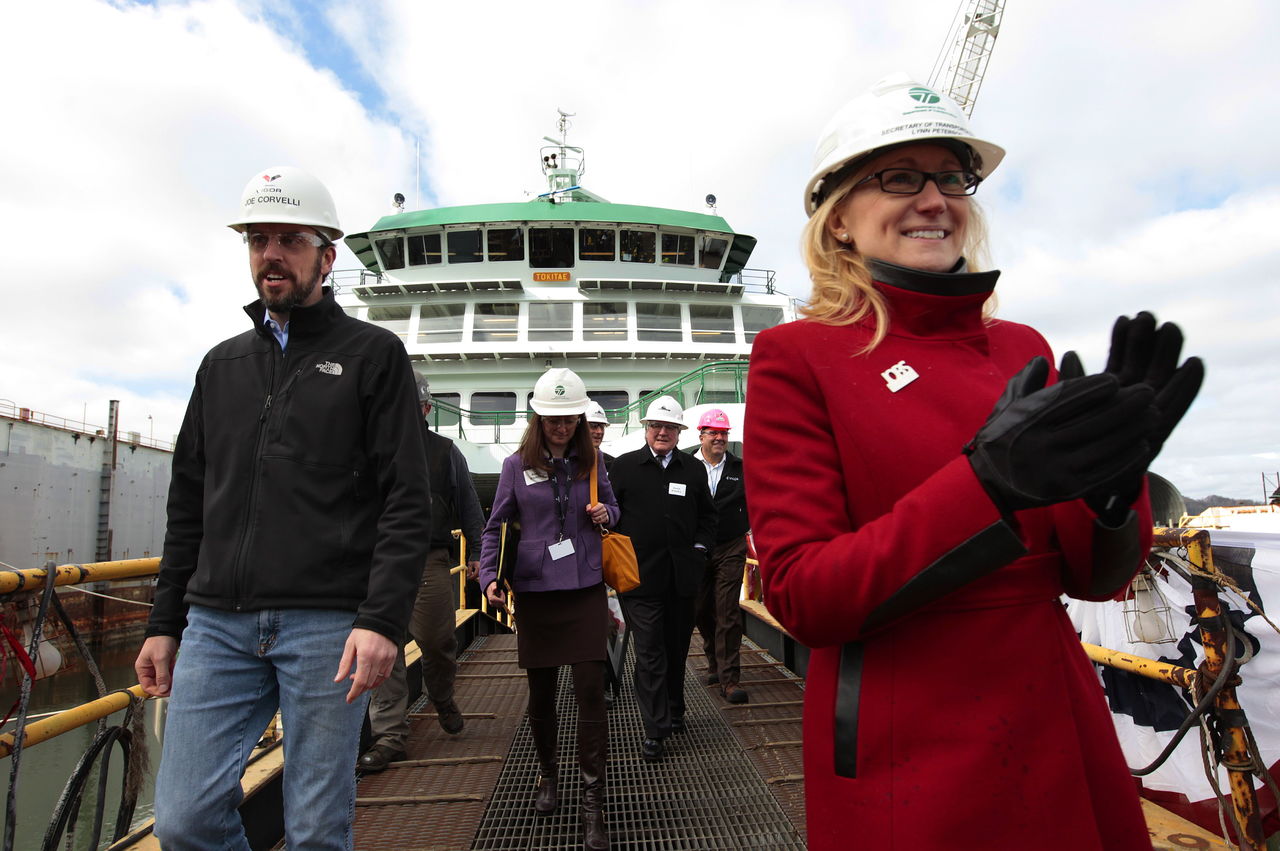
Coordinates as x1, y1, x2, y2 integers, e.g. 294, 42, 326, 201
1, 404, 171, 571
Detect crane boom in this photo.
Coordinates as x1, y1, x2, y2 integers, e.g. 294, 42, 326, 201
928, 0, 1006, 117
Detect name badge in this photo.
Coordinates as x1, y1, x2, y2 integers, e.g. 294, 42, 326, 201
668, 482, 687, 497
548, 539, 575, 560
524, 469, 549, 486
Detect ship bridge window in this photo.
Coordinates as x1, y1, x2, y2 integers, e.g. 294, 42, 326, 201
487, 227, 525, 262
375, 236, 406, 271
368, 305, 411, 341
620, 230, 655, 263
529, 302, 573, 341
447, 229, 483, 264
699, 237, 729, 270
529, 227, 575, 268
743, 306, 784, 342
583, 302, 628, 340
579, 228, 616, 261
690, 304, 735, 343
408, 233, 442, 265
470, 392, 517, 425
418, 304, 464, 344
636, 302, 682, 342
588, 391, 629, 423
661, 233, 695, 266
474, 303, 519, 341
431, 393, 462, 428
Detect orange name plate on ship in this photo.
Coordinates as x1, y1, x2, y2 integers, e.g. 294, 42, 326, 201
532, 272, 571, 282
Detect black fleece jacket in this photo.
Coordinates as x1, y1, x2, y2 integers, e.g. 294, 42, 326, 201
146, 288, 431, 642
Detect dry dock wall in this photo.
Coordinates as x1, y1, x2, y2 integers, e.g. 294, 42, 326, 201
0, 416, 170, 571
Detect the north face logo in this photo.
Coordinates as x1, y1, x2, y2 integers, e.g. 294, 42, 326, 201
315, 361, 343, 376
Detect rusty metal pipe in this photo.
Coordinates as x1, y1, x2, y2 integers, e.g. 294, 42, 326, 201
0, 685, 150, 758
1183, 535, 1266, 850
1081, 643, 1197, 690
0, 558, 159, 595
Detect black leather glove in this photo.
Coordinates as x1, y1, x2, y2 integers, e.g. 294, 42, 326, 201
1062, 313, 1205, 522
1099, 312, 1204, 462
965, 356, 1155, 515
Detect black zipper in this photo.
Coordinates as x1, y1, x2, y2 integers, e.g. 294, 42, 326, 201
229, 343, 285, 610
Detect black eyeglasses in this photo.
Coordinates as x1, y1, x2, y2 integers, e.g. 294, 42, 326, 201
854, 168, 981, 197
243, 231, 331, 251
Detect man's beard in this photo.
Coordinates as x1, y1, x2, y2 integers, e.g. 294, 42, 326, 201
255, 254, 323, 313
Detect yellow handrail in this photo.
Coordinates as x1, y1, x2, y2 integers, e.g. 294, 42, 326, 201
0, 685, 150, 758
0, 558, 160, 595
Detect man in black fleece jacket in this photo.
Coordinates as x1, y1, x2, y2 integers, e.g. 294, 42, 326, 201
134, 166, 430, 850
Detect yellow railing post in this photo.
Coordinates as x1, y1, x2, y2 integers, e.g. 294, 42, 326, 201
1152, 528, 1266, 850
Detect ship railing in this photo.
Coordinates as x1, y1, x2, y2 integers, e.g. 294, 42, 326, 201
423, 361, 751, 441
0, 539, 511, 848
326, 267, 784, 297
727, 267, 777, 295
326, 267, 382, 295
0, 401, 174, 453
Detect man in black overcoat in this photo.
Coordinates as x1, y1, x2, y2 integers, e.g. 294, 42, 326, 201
609, 395, 717, 762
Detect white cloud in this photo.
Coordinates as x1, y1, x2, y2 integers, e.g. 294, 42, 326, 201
0, 0, 1275, 499
0, 0, 415, 441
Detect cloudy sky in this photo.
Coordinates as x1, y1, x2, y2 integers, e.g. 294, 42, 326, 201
1, 0, 1276, 500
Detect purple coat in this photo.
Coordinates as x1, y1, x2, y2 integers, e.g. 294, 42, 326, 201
479, 449, 620, 594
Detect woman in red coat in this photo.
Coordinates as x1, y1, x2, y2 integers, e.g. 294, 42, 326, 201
743, 73, 1202, 849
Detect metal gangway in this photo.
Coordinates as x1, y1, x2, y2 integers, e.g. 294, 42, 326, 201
0, 528, 1269, 849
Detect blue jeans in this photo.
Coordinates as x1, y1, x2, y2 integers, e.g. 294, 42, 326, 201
154, 605, 368, 850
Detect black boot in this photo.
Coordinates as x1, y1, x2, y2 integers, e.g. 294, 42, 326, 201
528, 713, 559, 816
579, 719, 609, 850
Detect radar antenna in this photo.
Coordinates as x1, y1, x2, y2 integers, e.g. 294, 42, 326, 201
927, 0, 1006, 117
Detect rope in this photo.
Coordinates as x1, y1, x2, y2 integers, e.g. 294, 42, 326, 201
56, 586, 152, 607
40, 692, 146, 850
1129, 620, 1237, 777
49, 594, 106, 698
3, 562, 59, 851
1, 567, 149, 850
1154, 550, 1280, 640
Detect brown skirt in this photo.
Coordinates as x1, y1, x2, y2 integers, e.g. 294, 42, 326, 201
515, 583, 608, 668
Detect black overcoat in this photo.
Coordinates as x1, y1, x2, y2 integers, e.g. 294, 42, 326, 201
610, 445, 717, 597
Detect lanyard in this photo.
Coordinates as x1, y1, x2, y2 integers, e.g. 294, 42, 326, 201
546, 457, 571, 541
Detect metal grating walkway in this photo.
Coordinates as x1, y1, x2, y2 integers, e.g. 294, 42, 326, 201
353, 632, 808, 849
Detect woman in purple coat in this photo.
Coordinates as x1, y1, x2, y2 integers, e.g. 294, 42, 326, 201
480, 367, 619, 851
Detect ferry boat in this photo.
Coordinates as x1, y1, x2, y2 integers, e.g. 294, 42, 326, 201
334, 112, 796, 492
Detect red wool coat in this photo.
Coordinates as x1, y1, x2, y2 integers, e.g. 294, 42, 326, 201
743, 271, 1153, 850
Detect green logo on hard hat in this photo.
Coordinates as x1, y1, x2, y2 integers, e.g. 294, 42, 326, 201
909, 87, 940, 104
555, 385, 565, 396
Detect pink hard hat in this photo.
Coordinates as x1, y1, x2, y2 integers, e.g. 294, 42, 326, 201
697, 409, 731, 430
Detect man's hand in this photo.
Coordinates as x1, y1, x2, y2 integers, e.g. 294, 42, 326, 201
334, 627, 398, 704
135, 636, 178, 697
466, 560, 480, 581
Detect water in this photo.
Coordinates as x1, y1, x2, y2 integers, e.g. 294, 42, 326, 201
0, 648, 163, 851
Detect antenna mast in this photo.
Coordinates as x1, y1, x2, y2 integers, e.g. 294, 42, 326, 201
928, 0, 1006, 117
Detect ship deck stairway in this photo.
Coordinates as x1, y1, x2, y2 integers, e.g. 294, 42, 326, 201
349, 629, 808, 850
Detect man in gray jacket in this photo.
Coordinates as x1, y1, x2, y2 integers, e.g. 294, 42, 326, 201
360, 376, 486, 771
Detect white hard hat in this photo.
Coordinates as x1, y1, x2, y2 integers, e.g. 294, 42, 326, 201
530, 368, 589, 416
803, 72, 1005, 216
642, 395, 687, 429
585, 401, 609, 425
227, 166, 344, 241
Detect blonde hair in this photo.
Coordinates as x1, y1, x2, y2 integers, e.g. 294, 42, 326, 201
800, 158, 995, 353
